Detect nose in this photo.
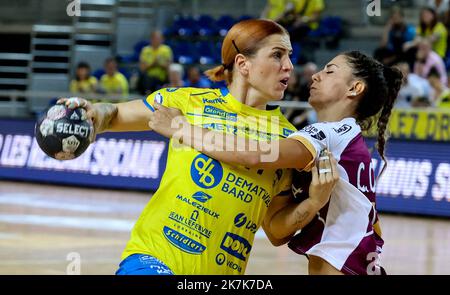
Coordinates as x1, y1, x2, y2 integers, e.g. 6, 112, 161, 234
312, 71, 320, 82
283, 56, 294, 72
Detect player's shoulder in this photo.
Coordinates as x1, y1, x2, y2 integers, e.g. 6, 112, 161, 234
289, 117, 360, 141
326, 117, 361, 138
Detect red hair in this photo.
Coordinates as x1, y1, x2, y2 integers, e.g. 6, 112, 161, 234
205, 19, 288, 85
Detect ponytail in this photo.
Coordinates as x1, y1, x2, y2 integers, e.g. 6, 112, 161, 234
375, 65, 403, 178
204, 64, 232, 84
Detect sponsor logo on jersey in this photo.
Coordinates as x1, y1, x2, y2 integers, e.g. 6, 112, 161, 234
176, 194, 220, 219
202, 97, 226, 104
202, 123, 278, 141
215, 252, 242, 273
163, 226, 206, 254
333, 124, 352, 135
283, 128, 294, 137
166, 88, 179, 92
221, 172, 271, 207
234, 213, 257, 233
191, 154, 223, 189
168, 211, 212, 238
215, 253, 226, 265
301, 125, 326, 141
192, 191, 212, 203
203, 106, 237, 122
220, 232, 252, 261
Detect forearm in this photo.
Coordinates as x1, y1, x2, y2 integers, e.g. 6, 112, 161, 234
262, 220, 291, 246
269, 199, 322, 240
98, 100, 151, 133
177, 124, 274, 168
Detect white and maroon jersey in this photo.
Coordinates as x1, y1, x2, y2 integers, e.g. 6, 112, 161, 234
287, 118, 385, 275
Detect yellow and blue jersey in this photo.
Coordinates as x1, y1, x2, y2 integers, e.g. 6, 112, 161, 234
122, 87, 296, 274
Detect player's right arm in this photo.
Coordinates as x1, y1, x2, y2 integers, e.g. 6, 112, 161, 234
57, 88, 184, 135
57, 98, 152, 134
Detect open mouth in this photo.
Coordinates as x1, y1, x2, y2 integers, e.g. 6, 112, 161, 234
280, 78, 289, 87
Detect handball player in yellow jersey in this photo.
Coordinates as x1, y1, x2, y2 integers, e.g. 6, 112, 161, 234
57, 19, 336, 275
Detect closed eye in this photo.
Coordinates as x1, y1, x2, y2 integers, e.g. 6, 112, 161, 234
326, 71, 333, 74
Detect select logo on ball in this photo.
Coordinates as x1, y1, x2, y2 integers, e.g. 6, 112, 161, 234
35, 104, 93, 160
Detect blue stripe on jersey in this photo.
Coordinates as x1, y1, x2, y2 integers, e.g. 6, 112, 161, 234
220, 87, 229, 97
142, 98, 155, 112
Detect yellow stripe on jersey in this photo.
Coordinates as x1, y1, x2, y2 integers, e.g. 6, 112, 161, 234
288, 135, 317, 171
123, 87, 296, 274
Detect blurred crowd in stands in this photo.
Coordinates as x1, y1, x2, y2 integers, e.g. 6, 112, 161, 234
68, 0, 450, 130
374, 1, 450, 109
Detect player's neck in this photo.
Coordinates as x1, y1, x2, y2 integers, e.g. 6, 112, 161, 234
316, 104, 355, 123
228, 82, 267, 110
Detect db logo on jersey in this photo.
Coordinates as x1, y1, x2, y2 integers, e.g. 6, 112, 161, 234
190, 154, 223, 189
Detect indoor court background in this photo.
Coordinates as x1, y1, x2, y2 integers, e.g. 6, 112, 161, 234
1, 0, 449, 275
0, 180, 449, 275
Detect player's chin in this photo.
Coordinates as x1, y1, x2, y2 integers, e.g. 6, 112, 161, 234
270, 89, 285, 101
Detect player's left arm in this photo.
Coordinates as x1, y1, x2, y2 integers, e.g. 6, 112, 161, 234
148, 103, 313, 170
265, 152, 339, 240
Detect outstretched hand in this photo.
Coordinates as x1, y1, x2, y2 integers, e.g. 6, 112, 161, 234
148, 102, 187, 139
56, 97, 116, 142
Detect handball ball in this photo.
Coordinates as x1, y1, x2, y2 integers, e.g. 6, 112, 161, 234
35, 104, 94, 160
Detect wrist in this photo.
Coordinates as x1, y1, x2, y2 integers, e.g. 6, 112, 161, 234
94, 103, 118, 133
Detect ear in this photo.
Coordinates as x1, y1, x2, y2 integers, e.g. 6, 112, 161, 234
234, 54, 250, 76
348, 80, 366, 98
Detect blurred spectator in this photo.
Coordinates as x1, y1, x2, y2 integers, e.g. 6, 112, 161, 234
69, 62, 97, 94
284, 62, 317, 129
405, 7, 448, 58
428, 66, 450, 107
395, 61, 433, 108
427, 0, 449, 20
261, 0, 287, 21
283, 0, 325, 41
374, 6, 416, 66
137, 30, 173, 95
184, 66, 211, 88
298, 62, 317, 100
163, 63, 185, 88
99, 57, 129, 96
414, 39, 447, 86
284, 70, 302, 101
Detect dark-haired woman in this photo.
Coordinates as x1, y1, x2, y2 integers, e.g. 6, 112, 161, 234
149, 51, 403, 275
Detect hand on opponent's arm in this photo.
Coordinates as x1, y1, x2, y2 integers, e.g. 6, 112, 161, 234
264, 151, 340, 243
148, 103, 312, 170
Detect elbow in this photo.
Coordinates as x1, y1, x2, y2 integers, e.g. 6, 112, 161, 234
269, 239, 286, 247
